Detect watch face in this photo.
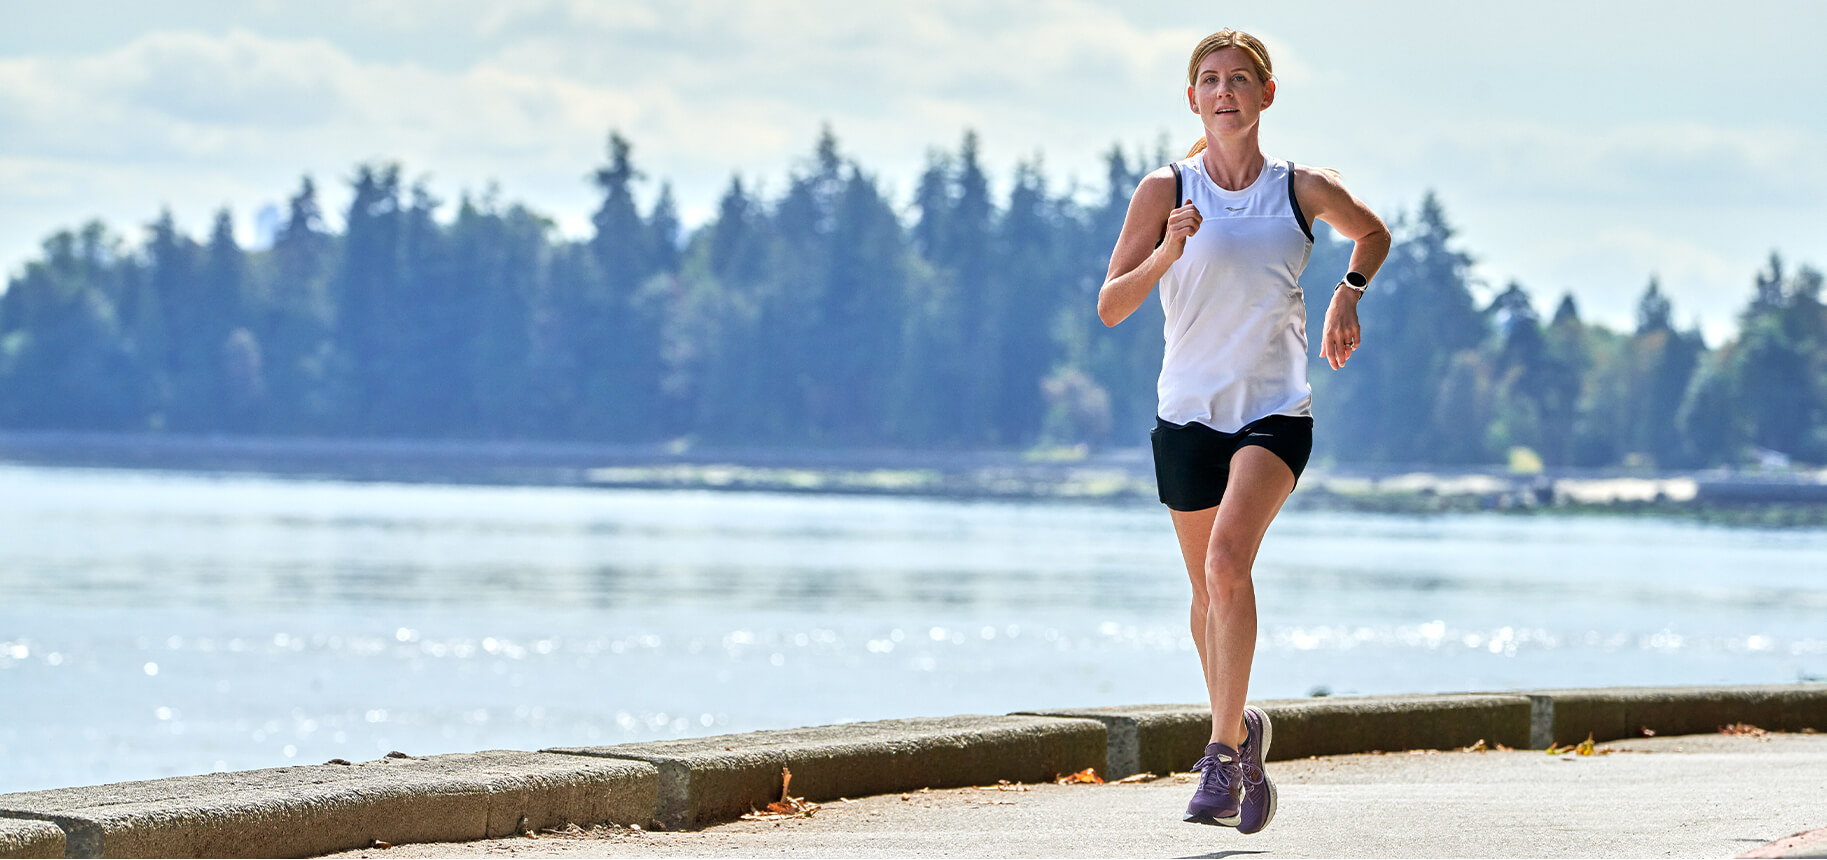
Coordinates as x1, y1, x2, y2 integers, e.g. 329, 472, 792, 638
1345, 271, 1368, 288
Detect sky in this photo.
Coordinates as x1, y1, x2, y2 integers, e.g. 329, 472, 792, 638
3, 0, 1823, 343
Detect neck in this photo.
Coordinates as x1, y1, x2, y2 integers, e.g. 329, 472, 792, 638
1199, 130, 1265, 191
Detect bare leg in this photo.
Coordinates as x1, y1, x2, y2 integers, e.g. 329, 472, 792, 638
1169, 504, 1218, 703
1168, 446, 1296, 748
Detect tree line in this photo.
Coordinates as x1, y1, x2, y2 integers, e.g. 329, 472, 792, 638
2, 129, 1822, 468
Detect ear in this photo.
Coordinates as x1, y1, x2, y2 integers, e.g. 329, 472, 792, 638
1262, 79, 1277, 110
1187, 84, 1198, 113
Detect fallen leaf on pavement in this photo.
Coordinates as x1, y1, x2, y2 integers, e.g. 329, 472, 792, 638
974, 780, 1030, 792
1720, 722, 1770, 738
739, 766, 821, 821
1056, 768, 1103, 784
1547, 733, 1609, 756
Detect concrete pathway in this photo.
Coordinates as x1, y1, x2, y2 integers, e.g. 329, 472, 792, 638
321, 733, 1827, 858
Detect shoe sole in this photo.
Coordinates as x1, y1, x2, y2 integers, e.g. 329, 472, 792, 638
1239, 705, 1277, 835
1183, 811, 1241, 827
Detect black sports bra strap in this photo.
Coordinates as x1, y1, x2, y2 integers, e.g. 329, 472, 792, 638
1286, 164, 1314, 242
1156, 163, 1183, 249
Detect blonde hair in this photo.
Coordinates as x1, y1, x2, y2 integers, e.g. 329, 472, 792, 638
1185, 29, 1274, 157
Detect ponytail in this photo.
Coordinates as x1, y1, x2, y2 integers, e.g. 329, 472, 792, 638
1186, 138, 1207, 158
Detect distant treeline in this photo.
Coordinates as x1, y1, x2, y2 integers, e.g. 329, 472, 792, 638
3, 129, 1823, 467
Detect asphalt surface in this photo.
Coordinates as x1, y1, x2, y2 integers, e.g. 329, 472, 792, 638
322, 732, 1827, 858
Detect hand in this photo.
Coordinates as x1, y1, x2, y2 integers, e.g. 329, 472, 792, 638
1320, 286, 1362, 370
1159, 199, 1201, 261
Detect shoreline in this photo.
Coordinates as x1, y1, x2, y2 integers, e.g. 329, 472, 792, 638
5, 429, 1827, 526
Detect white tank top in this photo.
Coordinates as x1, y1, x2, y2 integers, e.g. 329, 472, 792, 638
1156, 154, 1314, 432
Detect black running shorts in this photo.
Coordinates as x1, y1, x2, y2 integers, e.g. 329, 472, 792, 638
1150, 414, 1314, 512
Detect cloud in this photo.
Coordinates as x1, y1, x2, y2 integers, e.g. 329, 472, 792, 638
466, 0, 1202, 182
1346, 118, 1826, 209
1475, 215, 1753, 343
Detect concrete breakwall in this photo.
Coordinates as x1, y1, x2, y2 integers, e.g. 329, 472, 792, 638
2, 683, 1822, 858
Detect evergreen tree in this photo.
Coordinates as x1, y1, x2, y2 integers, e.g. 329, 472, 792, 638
387, 181, 456, 436
331, 163, 404, 432
577, 131, 667, 439
145, 209, 206, 429
1676, 255, 1822, 466
1083, 145, 1160, 444
449, 194, 548, 438
1484, 282, 1548, 461
673, 175, 768, 436
1626, 279, 1704, 466
1330, 193, 1483, 462
11, 131, 1827, 467
0, 226, 141, 428
264, 176, 336, 432
906, 131, 1000, 445
202, 208, 263, 430
991, 158, 1065, 446
1537, 294, 1589, 466
1730, 257, 1818, 461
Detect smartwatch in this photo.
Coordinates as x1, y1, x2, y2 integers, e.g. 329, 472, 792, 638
1339, 271, 1368, 294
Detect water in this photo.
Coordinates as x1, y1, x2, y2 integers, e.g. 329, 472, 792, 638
1, 463, 1823, 794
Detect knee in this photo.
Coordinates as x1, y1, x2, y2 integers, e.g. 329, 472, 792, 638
1202, 544, 1253, 604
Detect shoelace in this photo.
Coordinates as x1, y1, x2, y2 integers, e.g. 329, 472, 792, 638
1237, 750, 1266, 790
1191, 753, 1237, 795
1233, 733, 1269, 792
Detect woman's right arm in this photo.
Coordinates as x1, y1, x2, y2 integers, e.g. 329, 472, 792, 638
1097, 168, 1201, 327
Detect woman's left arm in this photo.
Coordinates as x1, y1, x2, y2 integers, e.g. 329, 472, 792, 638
1296, 166, 1390, 370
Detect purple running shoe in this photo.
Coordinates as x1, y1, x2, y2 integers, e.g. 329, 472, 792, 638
1237, 705, 1277, 834
1182, 742, 1242, 826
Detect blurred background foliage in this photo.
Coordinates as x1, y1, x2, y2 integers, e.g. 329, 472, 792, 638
3, 129, 1822, 469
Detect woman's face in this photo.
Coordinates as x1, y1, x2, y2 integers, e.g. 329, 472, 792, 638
1187, 46, 1275, 133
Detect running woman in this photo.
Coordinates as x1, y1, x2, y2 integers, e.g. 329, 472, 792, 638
1096, 29, 1390, 833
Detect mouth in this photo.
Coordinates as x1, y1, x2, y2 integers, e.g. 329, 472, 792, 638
1215, 108, 1238, 116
